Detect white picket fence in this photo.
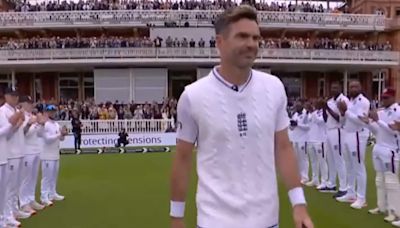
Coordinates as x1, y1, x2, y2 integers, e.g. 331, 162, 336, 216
58, 119, 175, 134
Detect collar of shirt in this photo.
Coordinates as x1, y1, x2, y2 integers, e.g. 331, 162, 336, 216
212, 66, 252, 92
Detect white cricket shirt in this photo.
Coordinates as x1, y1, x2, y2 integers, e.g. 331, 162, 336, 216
0, 104, 24, 159
177, 68, 289, 228
0, 110, 12, 165
24, 112, 43, 155
40, 119, 62, 160
308, 109, 327, 143
367, 103, 400, 150
343, 93, 370, 133
326, 93, 349, 129
290, 110, 310, 142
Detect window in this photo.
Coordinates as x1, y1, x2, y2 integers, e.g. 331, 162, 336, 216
318, 78, 325, 97
83, 74, 94, 99
59, 77, 79, 100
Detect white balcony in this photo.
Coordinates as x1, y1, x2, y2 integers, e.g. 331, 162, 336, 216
0, 10, 386, 31
0, 48, 397, 69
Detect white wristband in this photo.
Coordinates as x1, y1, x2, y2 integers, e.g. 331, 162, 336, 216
170, 201, 185, 218
288, 187, 306, 207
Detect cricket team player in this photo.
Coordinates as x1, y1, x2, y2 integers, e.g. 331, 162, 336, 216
19, 96, 46, 214
0, 95, 21, 228
1, 87, 32, 228
321, 82, 349, 197
306, 99, 328, 189
291, 101, 310, 184
170, 5, 313, 228
359, 88, 400, 226
40, 105, 67, 206
337, 80, 370, 209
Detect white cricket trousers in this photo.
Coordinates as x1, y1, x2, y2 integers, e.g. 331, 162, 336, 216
294, 141, 309, 182
326, 128, 347, 191
4, 158, 23, 219
372, 144, 400, 216
20, 154, 41, 207
41, 160, 60, 201
0, 164, 7, 223
344, 130, 369, 200
308, 142, 328, 186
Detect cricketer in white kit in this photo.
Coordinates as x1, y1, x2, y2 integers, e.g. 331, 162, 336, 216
0, 87, 33, 228
306, 100, 328, 189
40, 105, 67, 206
321, 82, 349, 196
360, 88, 400, 226
290, 102, 310, 184
170, 5, 313, 228
19, 96, 45, 213
337, 80, 370, 209
0, 97, 20, 228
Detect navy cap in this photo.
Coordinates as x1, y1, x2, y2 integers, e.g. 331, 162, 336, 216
4, 87, 18, 96
45, 105, 57, 112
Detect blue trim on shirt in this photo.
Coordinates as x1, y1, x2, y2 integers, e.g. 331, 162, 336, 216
212, 67, 253, 92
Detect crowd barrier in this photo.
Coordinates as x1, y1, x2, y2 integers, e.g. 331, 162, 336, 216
58, 119, 177, 149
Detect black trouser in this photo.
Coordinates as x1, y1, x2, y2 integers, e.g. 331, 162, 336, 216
74, 132, 81, 150
116, 138, 128, 147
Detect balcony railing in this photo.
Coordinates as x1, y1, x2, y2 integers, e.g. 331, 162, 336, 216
0, 10, 386, 30
0, 48, 398, 64
58, 119, 175, 134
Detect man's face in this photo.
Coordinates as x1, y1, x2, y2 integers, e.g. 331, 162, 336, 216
330, 83, 341, 97
295, 102, 303, 112
5, 94, 18, 106
216, 18, 260, 69
47, 110, 57, 119
349, 81, 361, 97
21, 102, 33, 112
382, 96, 395, 107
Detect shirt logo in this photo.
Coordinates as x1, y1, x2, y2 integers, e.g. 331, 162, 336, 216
237, 112, 248, 137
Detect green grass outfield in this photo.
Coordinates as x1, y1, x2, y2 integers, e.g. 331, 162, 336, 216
23, 148, 394, 228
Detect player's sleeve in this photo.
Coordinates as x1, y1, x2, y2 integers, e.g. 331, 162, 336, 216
0, 111, 12, 137
344, 99, 369, 126
275, 81, 290, 132
176, 90, 198, 144
43, 123, 61, 144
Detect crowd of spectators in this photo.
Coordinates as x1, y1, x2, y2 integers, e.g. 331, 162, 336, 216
0, 35, 392, 51
34, 97, 177, 121
12, 0, 345, 13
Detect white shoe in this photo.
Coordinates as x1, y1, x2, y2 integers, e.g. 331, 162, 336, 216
305, 180, 319, 187
30, 201, 45, 211
41, 199, 54, 207
300, 179, 309, 185
368, 207, 385, 215
5, 217, 20, 227
350, 199, 367, 209
316, 184, 326, 190
384, 213, 396, 222
14, 210, 31, 219
21, 205, 36, 215
392, 220, 400, 227
51, 194, 65, 201
337, 194, 356, 203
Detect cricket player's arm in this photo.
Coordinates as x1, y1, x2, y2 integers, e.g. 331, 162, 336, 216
43, 125, 62, 144
0, 112, 13, 136
170, 91, 198, 220
344, 102, 370, 126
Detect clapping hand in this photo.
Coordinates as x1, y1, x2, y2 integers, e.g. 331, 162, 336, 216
389, 121, 400, 131
368, 109, 379, 122
358, 115, 370, 124
60, 126, 68, 136
337, 101, 347, 114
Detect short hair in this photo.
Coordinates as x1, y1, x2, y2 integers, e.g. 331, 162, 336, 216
214, 5, 258, 35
